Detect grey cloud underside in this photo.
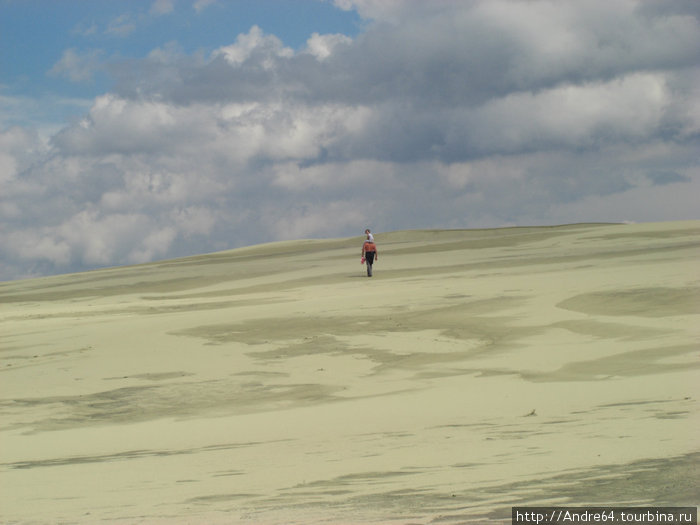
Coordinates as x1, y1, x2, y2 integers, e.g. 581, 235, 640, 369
101, 3, 699, 166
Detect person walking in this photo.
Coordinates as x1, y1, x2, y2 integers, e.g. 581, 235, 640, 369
361, 236, 378, 277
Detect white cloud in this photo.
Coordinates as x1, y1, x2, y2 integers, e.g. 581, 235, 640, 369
213, 26, 293, 66
0, 127, 43, 183
305, 32, 353, 60
150, 0, 175, 16
128, 226, 178, 264
72, 21, 99, 37
48, 48, 104, 83
333, 0, 417, 22
465, 72, 669, 153
193, 0, 218, 14
9, 230, 72, 267
106, 14, 137, 37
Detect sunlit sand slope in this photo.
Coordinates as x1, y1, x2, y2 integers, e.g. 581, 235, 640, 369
1, 221, 698, 524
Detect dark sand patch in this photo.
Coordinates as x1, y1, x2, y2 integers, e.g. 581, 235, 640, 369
172, 296, 532, 346
1, 379, 344, 433
246, 453, 700, 524
527, 344, 699, 381
123, 371, 194, 381
172, 297, 542, 379
551, 319, 672, 340
476, 452, 700, 523
557, 287, 700, 317
187, 492, 260, 504
3, 440, 279, 470
1, 345, 94, 371
464, 344, 699, 383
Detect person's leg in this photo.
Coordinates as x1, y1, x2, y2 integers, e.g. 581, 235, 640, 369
366, 252, 374, 276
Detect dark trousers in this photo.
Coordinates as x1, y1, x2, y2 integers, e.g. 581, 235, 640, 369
365, 251, 375, 276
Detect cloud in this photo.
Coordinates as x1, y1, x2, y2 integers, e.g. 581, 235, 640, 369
0, 91, 94, 142
2, 0, 699, 280
150, 0, 175, 16
193, 0, 218, 14
305, 33, 353, 60
460, 72, 669, 154
48, 48, 105, 83
646, 171, 691, 185
72, 21, 99, 37
212, 25, 293, 66
0, 126, 43, 185
106, 14, 137, 37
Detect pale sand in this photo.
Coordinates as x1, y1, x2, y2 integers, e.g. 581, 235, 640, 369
1, 221, 698, 524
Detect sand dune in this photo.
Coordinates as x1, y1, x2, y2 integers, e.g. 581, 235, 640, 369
1, 221, 698, 524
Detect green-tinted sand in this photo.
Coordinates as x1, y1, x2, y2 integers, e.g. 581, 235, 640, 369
1, 221, 698, 524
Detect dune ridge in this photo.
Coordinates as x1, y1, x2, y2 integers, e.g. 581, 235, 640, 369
1, 221, 698, 524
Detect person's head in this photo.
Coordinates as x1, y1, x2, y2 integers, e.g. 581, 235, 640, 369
365, 229, 370, 235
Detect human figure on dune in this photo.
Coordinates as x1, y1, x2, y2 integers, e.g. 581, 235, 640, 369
361, 230, 378, 277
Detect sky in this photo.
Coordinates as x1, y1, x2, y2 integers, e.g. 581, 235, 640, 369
1, 0, 699, 281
